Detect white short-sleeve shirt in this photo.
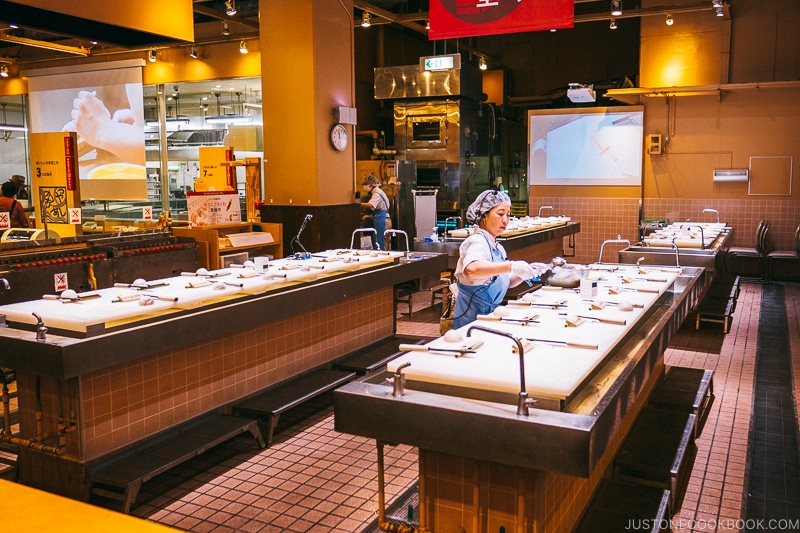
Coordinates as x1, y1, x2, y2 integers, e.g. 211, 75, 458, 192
454, 228, 507, 286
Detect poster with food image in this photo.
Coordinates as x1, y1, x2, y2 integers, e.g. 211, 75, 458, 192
187, 191, 241, 227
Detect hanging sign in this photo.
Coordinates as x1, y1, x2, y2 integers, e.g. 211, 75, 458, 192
428, 0, 573, 40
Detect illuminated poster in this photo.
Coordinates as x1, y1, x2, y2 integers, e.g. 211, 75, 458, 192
24, 59, 148, 201
187, 191, 241, 227
429, 0, 573, 39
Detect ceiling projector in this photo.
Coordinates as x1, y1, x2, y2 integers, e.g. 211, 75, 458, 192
567, 83, 596, 103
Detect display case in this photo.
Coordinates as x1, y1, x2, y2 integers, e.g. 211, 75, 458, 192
173, 221, 282, 269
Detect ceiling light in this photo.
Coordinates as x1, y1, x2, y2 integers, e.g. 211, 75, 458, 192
425, 19, 430, 30
239, 40, 248, 54
478, 57, 487, 70
362, 12, 371, 28
712, 0, 723, 7
666, 14, 674, 25
222, 21, 231, 36
189, 46, 198, 59
610, 18, 617, 30
611, 0, 622, 16
148, 48, 157, 63
0, 65, 8, 77
716, 6, 724, 16
225, 0, 237, 16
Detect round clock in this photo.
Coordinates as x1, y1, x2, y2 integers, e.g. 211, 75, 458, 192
330, 123, 348, 151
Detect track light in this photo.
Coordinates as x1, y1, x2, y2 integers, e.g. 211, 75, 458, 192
712, 0, 722, 7
225, 0, 237, 16
611, 0, 622, 16
222, 21, 230, 36
189, 46, 198, 59
239, 40, 248, 54
478, 57, 487, 70
610, 18, 617, 30
666, 13, 674, 25
425, 19, 430, 30
148, 48, 157, 63
0, 65, 8, 77
716, 5, 724, 16
362, 12, 371, 27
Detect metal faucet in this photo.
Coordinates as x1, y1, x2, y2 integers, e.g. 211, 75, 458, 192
702, 208, 720, 223
0, 277, 8, 290
33, 313, 47, 342
670, 238, 681, 268
678, 224, 706, 250
444, 216, 462, 237
636, 256, 645, 266
384, 229, 410, 258
466, 324, 536, 416
350, 227, 378, 250
537, 205, 554, 217
386, 361, 411, 396
598, 235, 631, 264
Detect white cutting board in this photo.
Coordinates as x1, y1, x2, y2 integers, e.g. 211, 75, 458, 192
388, 265, 677, 401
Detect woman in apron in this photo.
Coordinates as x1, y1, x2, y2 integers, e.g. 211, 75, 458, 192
453, 190, 542, 329
360, 174, 391, 250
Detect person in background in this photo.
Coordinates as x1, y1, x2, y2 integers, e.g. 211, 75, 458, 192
8, 174, 28, 200
0, 181, 30, 228
360, 174, 390, 250
452, 190, 546, 329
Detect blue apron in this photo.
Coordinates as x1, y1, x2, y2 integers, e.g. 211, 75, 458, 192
453, 234, 509, 329
371, 188, 389, 250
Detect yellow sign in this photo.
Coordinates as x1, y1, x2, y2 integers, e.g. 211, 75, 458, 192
28, 132, 82, 237
197, 146, 236, 192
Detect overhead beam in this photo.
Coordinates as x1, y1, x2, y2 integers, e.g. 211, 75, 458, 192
0, 32, 89, 56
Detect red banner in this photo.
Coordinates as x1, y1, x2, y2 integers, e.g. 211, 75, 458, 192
429, 0, 574, 40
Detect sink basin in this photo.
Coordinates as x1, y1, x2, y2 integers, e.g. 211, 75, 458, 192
619, 246, 724, 272
396, 251, 444, 264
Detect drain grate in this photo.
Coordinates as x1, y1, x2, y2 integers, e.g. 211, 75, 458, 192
744, 283, 800, 529
360, 483, 420, 533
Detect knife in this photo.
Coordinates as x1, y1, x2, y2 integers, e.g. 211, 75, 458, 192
398, 340, 484, 357
559, 312, 627, 326
43, 292, 102, 302
476, 314, 540, 325
523, 337, 598, 350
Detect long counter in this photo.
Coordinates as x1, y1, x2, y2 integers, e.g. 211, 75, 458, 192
335, 263, 704, 532
0, 249, 447, 499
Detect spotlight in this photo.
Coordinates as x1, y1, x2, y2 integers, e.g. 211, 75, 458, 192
239, 40, 248, 54
189, 46, 198, 59
225, 0, 237, 16
148, 48, 157, 63
362, 12, 371, 27
610, 18, 617, 30
425, 19, 430, 30
0, 65, 8, 77
611, 0, 622, 16
666, 13, 674, 25
716, 5, 724, 16
222, 21, 230, 36
712, 0, 722, 7
478, 57, 487, 70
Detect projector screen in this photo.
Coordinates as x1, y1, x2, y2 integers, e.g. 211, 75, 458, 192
528, 106, 644, 187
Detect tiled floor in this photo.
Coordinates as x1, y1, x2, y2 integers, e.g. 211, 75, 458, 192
25, 282, 800, 531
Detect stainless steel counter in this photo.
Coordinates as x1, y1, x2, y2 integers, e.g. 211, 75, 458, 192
334, 266, 703, 478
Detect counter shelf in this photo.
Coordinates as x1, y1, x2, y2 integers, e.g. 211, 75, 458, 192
0, 250, 447, 380
334, 265, 704, 478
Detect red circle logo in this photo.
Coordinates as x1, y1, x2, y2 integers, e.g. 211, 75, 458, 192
440, 0, 523, 24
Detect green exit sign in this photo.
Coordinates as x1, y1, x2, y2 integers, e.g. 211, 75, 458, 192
420, 54, 461, 72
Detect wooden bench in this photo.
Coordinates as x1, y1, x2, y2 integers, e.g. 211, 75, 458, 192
233, 368, 356, 446
85, 412, 265, 514
574, 479, 671, 533
649, 366, 714, 440
614, 408, 696, 514
696, 275, 740, 333
334, 335, 430, 376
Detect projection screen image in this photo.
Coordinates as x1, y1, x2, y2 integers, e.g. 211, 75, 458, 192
528, 106, 644, 187
26, 61, 148, 201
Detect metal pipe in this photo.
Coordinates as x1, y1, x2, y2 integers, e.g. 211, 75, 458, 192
384, 229, 409, 257
0, 371, 11, 437
465, 324, 534, 416
598, 235, 631, 263
702, 208, 720, 223
350, 227, 378, 250
670, 238, 681, 268
444, 216, 461, 236
376, 440, 420, 533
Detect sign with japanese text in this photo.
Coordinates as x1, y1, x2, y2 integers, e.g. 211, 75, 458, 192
429, 0, 573, 39
187, 191, 241, 227
28, 131, 82, 237
197, 146, 237, 192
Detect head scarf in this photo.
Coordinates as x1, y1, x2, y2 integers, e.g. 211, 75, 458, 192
465, 189, 511, 224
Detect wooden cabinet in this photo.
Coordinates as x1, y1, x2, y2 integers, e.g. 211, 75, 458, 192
173, 222, 283, 270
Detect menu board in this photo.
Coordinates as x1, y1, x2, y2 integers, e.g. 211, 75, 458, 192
187, 191, 241, 227
28, 131, 82, 237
